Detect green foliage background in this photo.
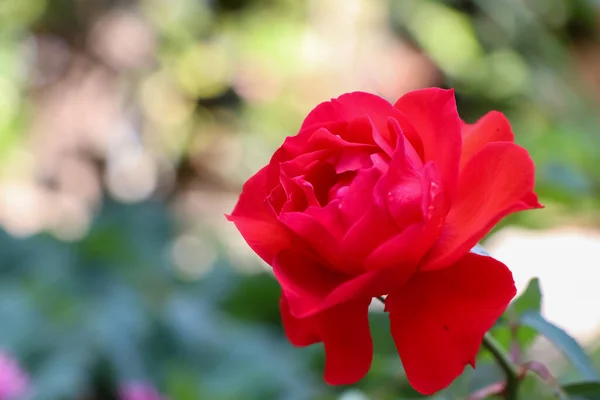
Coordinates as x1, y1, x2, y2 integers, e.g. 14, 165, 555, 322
0, 0, 600, 399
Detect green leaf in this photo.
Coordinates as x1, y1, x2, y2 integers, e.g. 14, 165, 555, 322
511, 277, 542, 315
501, 277, 543, 353
470, 243, 488, 255
220, 273, 281, 326
487, 273, 542, 357
563, 381, 600, 400
521, 312, 599, 381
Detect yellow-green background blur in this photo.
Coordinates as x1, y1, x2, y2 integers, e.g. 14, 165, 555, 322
1, 0, 600, 399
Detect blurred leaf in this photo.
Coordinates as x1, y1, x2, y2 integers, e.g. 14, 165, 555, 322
220, 272, 280, 326
511, 278, 542, 315
368, 312, 396, 356
165, 366, 202, 400
563, 381, 600, 400
522, 312, 599, 381
29, 338, 94, 400
508, 277, 543, 354
517, 369, 566, 400
484, 264, 542, 359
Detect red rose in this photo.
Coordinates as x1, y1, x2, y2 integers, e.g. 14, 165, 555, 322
227, 88, 541, 394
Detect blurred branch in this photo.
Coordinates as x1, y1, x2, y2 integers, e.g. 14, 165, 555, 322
521, 361, 570, 400
481, 333, 521, 400
467, 381, 505, 400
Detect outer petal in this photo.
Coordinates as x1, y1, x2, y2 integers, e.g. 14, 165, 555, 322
301, 92, 423, 153
386, 253, 516, 395
303, 125, 376, 154
394, 88, 462, 199
229, 165, 275, 221
274, 250, 412, 318
460, 111, 514, 169
421, 142, 542, 270
277, 122, 348, 161
273, 250, 345, 317
280, 295, 320, 346
227, 165, 293, 264
319, 299, 373, 385
280, 296, 373, 385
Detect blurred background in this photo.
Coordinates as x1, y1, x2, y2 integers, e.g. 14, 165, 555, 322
0, 0, 600, 399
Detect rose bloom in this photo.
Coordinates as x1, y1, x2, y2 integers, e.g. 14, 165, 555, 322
227, 88, 541, 394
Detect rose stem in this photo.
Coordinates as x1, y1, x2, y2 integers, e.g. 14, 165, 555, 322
481, 332, 521, 399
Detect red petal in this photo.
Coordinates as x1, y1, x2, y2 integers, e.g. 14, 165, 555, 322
338, 167, 382, 226
273, 251, 344, 317
275, 124, 358, 178
280, 149, 332, 179
394, 88, 462, 199
227, 165, 293, 264
278, 211, 343, 271
365, 162, 448, 271
419, 161, 449, 224
281, 296, 374, 385
227, 216, 293, 265
422, 142, 542, 270
318, 267, 402, 314
301, 92, 391, 137
460, 111, 514, 169
343, 114, 378, 146
318, 299, 373, 385
278, 122, 348, 161
304, 125, 375, 153
338, 167, 407, 270
280, 295, 321, 346
335, 147, 374, 174
302, 162, 338, 206
274, 249, 404, 318
387, 116, 423, 168
280, 296, 373, 385
229, 165, 274, 220
304, 201, 347, 239
279, 173, 320, 213
386, 253, 516, 395
301, 92, 422, 153
339, 205, 398, 273
364, 225, 426, 272
373, 132, 423, 229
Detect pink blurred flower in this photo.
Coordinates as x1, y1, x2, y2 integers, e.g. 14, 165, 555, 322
0, 352, 28, 400
119, 382, 163, 400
